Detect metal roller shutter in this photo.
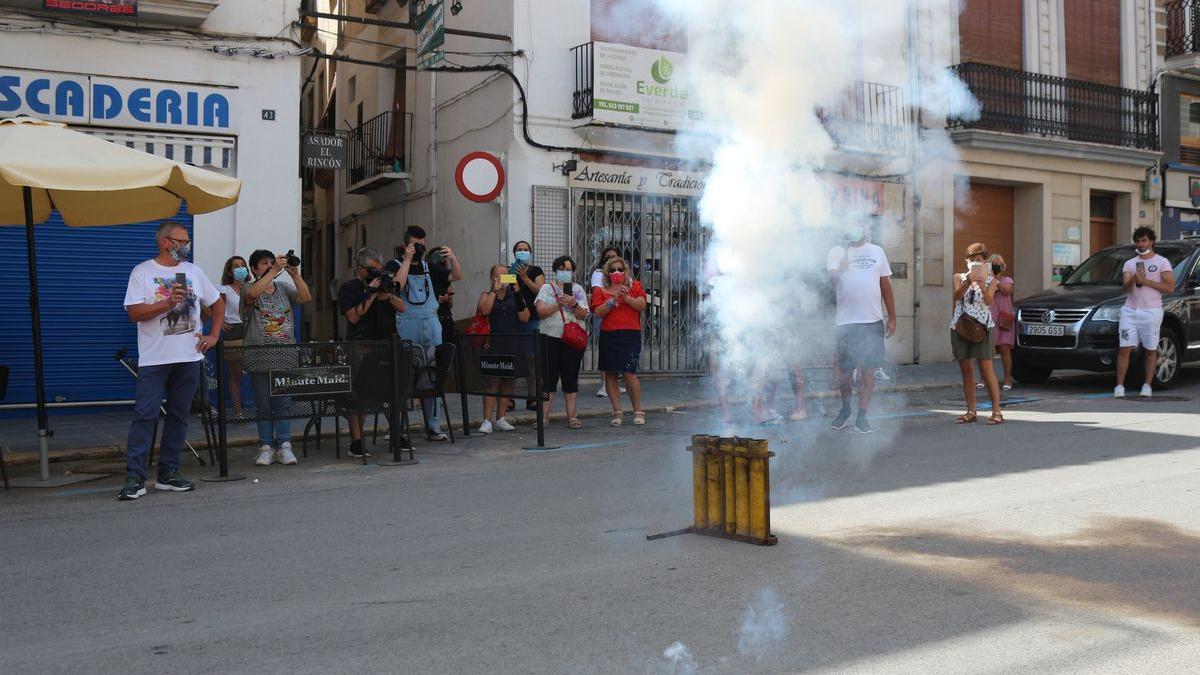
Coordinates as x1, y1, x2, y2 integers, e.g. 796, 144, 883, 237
0, 207, 193, 405
953, 182, 1014, 269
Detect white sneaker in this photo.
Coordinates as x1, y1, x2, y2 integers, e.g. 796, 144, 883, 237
255, 445, 274, 466
494, 417, 516, 432
277, 442, 298, 465
1140, 384, 1153, 398
619, 384, 627, 394
596, 385, 608, 397
875, 367, 891, 381
1113, 385, 1125, 398
478, 419, 493, 434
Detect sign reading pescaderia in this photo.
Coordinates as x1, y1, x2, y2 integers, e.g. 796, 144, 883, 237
269, 366, 353, 397
0, 68, 235, 133
44, 0, 136, 15
592, 42, 700, 131
302, 133, 348, 170
568, 162, 706, 198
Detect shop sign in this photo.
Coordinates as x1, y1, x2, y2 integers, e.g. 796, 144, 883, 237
1163, 170, 1200, 209
592, 42, 701, 130
826, 175, 884, 214
0, 68, 236, 133
302, 133, 348, 170
479, 354, 516, 379
413, 0, 445, 70
269, 366, 352, 397
44, 0, 136, 15
568, 162, 706, 197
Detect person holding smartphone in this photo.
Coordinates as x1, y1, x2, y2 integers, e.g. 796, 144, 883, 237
1115, 227, 1175, 398
119, 222, 224, 500
535, 255, 590, 428
476, 264, 530, 433
950, 243, 1002, 425
590, 256, 648, 426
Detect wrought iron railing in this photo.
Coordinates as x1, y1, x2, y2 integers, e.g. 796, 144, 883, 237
1166, 0, 1199, 57
947, 62, 1158, 151
819, 81, 909, 156
571, 42, 594, 119
349, 109, 413, 186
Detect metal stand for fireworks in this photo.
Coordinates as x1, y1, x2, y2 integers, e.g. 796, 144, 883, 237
647, 435, 777, 546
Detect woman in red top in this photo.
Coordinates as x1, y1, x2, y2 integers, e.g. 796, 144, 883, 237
590, 256, 648, 426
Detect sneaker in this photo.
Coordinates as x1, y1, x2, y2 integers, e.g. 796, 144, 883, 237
875, 367, 891, 381
117, 477, 146, 501
494, 417, 516, 432
478, 419, 493, 434
255, 445, 274, 466
619, 384, 627, 394
1140, 384, 1153, 398
1113, 385, 1126, 398
429, 430, 449, 442
596, 385, 608, 398
853, 414, 873, 434
277, 442, 298, 465
831, 407, 852, 430
155, 471, 194, 492
347, 439, 366, 458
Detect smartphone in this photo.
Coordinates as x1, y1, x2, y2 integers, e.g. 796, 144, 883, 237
1136, 261, 1146, 274
562, 282, 574, 295
174, 272, 187, 290
500, 273, 517, 285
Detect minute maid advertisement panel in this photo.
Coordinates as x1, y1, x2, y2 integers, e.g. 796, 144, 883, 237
592, 42, 700, 131
0, 68, 236, 134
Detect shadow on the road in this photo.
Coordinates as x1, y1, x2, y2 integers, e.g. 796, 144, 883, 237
844, 517, 1200, 629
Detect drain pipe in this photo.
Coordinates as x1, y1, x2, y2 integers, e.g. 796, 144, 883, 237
906, 5, 923, 365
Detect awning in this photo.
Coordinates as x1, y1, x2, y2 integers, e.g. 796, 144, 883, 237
78, 128, 236, 170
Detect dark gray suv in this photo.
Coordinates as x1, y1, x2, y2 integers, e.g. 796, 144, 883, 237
1012, 240, 1200, 388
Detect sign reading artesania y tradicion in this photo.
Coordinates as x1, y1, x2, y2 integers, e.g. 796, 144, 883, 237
591, 42, 700, 131
567, 162, 706, 198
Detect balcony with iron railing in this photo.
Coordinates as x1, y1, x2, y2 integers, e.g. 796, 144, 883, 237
947, 62, 1158, 152
817, 81, 909, 157
348, 108, 413, 194
1167, 0, 1200, 64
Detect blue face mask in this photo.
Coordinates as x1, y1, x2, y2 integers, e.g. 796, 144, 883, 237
232, 267, 249, 282
514, 250, 531, 264
556, 269, 572, 284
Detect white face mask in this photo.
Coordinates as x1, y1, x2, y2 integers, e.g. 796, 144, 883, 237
1135, 247, 1150, 255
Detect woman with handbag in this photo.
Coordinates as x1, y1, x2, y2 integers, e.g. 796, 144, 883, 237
535, 256, 590, 428
951, 242, 1003, 425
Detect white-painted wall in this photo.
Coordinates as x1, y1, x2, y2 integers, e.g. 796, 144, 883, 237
0, 2, 302, 282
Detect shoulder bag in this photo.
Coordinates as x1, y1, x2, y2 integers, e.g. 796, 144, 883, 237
559, 305, 588, 352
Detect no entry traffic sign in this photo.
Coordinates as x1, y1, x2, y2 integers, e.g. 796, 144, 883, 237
455, 151, 505, 203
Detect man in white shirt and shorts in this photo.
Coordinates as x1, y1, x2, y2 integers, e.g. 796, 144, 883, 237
1115, 226, 1174, 398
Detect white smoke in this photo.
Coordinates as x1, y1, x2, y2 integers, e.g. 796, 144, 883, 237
641, 0, 976, 428
660, 641, 698, 675
736, 587, 788, 661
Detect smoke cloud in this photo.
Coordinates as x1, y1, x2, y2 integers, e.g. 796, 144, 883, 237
736, 587, 789, 661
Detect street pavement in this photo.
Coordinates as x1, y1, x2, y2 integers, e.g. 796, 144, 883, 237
1, 366, 1199, 673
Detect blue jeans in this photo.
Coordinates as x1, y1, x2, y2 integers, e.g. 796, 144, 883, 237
125, 360, 200, 481
396, 314, 443, 432
249, 372, 292, 447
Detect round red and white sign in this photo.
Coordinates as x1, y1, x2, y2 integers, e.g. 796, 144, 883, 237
455, 151, 505, 203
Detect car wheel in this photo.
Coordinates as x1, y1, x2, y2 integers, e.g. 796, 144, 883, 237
1153, 328, 1182, 389
1012, 363, 1052, 384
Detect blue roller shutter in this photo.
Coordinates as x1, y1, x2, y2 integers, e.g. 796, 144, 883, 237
0, 206, 193, 406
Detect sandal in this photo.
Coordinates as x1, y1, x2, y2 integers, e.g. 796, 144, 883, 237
611, 412, 623, 427
975, 382, 985, 390
569, 417, 582, 429
988, 412, 1005, 425
956, 412, 978, 424
633, 411, 646, 426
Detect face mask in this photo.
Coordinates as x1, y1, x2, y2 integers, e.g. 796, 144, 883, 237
232, 267, 249, 282
1136, 247, 1150, 255
609, 271, 626, 285
556, 270, 572, 284
514, 250, 531, 264
846, 228, 864, 243
169, 241, 192, 262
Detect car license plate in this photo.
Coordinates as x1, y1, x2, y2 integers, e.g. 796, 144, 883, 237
1024, 323, 1064, 337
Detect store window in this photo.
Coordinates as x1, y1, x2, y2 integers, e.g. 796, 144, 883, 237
1181, 94, 1200, 166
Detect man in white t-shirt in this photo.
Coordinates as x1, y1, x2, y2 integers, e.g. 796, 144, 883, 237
1115, 226, 1174, 399
118, 222, 224, 500
826, 221, 897, 434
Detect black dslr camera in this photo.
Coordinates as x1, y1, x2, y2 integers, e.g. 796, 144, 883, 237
284, 249, 301, 267
365, 267, 397, 294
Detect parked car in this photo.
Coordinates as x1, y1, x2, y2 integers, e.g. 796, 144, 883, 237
1012, 239, 1200, 388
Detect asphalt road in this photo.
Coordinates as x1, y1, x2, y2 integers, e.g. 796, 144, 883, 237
2, 371, 1200, 674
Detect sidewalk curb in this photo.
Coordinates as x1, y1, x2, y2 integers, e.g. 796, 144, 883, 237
1, 381, 956, 467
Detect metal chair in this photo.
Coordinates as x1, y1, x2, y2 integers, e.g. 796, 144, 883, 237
413, 342, 456, 443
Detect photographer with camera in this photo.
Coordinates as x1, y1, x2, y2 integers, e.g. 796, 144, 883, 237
242, 249, 312, 465
392, 225, 462, 441
338, 247, 407, 457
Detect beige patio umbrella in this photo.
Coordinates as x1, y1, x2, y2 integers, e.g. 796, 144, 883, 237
0, 116, 242, 482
